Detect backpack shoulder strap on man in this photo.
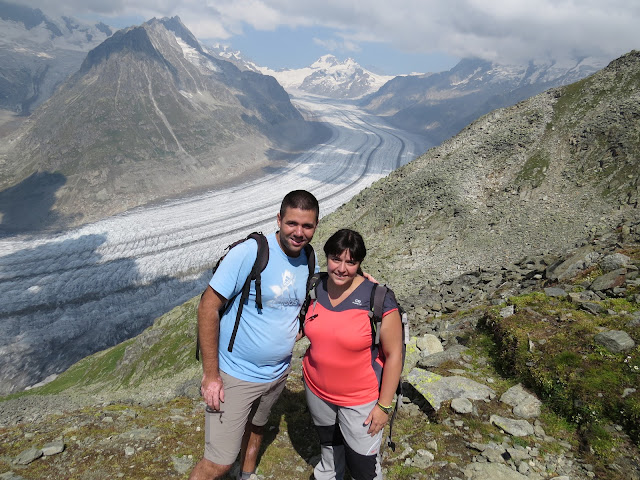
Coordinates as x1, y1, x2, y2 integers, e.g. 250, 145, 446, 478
303, 244, 316, 292
196, 232, 269, 360
226, 232, 269, 352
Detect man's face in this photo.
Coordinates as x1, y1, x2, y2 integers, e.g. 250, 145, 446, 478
276, 207, 318, 257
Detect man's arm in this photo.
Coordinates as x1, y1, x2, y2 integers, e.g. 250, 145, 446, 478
198, 286, 228, 410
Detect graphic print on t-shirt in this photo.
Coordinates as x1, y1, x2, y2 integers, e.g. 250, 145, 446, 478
268, 270, 300, 308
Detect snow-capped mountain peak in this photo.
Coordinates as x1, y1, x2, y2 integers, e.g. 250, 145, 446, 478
258, 55, 394, 99
311, 54, 341, 69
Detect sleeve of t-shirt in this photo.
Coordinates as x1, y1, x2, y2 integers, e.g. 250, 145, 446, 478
209, 239, 258, 301
382, 287, 400, 316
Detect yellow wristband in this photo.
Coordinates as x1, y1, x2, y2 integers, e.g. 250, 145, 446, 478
377, 402, 393, 414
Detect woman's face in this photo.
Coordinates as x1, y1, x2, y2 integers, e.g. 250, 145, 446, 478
327, 249, 361, 288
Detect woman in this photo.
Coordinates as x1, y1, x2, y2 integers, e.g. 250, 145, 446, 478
302, 229, 403, 480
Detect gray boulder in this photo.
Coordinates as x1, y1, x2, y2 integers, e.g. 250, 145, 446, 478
464, 462, 540, 480
406, 369, 495, 411
546, 246, 600, 281
451, 397, 474, 414
417, 344, 469, 368
490, 415, 535, 437
0, 472, 27, 480
590, 268, 627, 291
500, 384, 542, 419
544, 287, 566, 298
41, 438, 65, 456
416, 334, 444, 355
13, 447, 42, 465
594, 330, 636, 353
600, 253, 631, 272
500, 305, 515, 318
580, 302, 606, 315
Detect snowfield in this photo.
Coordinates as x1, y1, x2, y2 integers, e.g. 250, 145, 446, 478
0, 97, 430, 394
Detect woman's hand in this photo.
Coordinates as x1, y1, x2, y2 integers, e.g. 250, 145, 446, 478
364, 405, 389, 436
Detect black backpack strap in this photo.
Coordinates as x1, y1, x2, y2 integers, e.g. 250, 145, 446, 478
304, 244, 316, 287
368, 283, 388, 346
295, 245, 316, 334
298, 271, 324, 334
248, 232, 269, 310
227, 277, 252, 352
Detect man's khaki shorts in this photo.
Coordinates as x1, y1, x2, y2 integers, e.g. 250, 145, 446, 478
204, 368, 290, 465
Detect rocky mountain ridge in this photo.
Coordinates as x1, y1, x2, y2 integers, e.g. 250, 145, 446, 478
360, 56, 605, 146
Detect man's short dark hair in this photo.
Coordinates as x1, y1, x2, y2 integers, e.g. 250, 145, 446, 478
280, 190, 319, 221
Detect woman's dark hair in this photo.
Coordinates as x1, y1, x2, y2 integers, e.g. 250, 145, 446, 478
323, 229, 366, 263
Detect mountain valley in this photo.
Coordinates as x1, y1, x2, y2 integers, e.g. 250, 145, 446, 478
0, 16, 327, 232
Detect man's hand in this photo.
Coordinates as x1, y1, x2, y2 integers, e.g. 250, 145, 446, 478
362, 271, 379, 284
198, 286, 227, 410
201, 373, 225, 411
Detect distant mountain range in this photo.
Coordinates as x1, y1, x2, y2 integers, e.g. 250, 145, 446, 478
203, 46, 394, 100
0, 0, 113, 113
0, 0, 613, 233
360, 57, 605, 145
0, 16, 326, 231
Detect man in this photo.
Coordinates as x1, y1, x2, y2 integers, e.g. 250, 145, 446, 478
189, 190, 319, 480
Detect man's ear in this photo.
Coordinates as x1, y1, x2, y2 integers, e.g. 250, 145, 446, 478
276, 212, 282, 228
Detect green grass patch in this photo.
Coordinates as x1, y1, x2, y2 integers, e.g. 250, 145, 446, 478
515, 151, 550, 188
481, 291, 640, 459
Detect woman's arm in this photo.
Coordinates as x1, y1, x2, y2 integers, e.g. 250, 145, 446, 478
365, 309, 403, 435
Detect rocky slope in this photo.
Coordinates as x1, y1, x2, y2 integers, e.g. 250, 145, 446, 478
360, 56, 604, 146
316, 51, 640, 302
0, 16, 326, 232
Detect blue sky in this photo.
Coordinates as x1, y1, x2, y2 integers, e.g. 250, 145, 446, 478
225, 24, 459, 75
23, 0, 640, 76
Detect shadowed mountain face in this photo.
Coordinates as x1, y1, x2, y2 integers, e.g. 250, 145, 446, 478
317, 51, 640, 300
0, 172, 68, 234
0, 17, 323, 229
0, 0, 113, 114
360, 57, 604, 146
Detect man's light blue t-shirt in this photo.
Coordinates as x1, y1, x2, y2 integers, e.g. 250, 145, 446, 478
210, 232, 314, 383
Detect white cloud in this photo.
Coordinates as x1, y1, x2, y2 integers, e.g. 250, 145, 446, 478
17, 0, 640, 64
313, 36, 361, 53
